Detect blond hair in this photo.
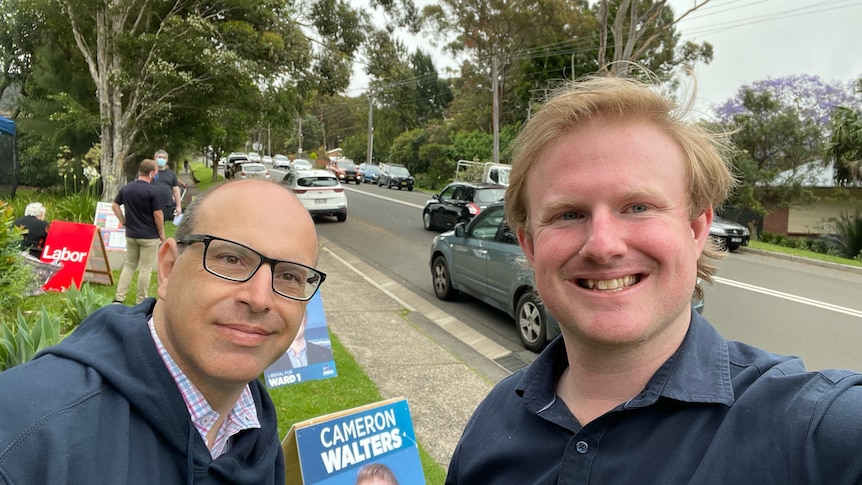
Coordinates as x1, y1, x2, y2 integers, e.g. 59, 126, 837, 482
504, 75, 737, 293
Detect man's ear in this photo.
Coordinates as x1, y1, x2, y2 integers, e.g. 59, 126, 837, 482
156, 239, 179, 300
692, 207, 714, 254
517, 226, 536, 266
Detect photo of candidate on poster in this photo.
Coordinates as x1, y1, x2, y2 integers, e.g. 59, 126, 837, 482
264, 292, 337, 388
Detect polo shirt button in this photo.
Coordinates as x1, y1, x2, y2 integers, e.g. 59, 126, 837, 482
576, 441, 589, 454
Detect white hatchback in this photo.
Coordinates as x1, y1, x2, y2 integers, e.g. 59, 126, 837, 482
238, 162, 270, 180
281, 169, 347, 222
273, 154, 291, 169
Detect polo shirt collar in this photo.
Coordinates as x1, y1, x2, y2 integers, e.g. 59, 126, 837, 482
516, 311, 736, 417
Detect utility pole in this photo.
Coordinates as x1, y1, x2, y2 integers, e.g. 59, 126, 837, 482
492, 56, 500, 165
297, 118, 303, 155
366, 92, 374, 164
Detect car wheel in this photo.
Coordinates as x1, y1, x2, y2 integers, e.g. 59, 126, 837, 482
432, 256, 457, 301
423, 211, 436, 231
517, 292, 548, 353
336, 213, 347, 222
355, 180, 360, 185
407, 187, 414, 191
727, 243, 740, 252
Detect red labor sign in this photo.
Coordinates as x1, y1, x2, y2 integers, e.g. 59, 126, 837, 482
41, 221, 113, 291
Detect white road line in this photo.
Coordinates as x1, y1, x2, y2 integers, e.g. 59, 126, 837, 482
343, 186, 426, 209
714, 276, 862, 319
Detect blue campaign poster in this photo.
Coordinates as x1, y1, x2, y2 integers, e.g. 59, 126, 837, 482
264, 292, 337, 388
283, 398, 425, 485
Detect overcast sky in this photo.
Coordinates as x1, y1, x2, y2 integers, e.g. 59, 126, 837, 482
671, 0, 862, 114
349, 0, 862, 116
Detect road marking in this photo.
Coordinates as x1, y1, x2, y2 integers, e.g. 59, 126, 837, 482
343, 186, 426, 209
714, 276, 862, 319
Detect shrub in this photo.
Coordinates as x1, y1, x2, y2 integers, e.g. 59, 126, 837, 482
60, 282, 112, 333
822, 210, 862, 260
0, 201, 32, 312
54, 191, 99, 223
0, 307, 61, 372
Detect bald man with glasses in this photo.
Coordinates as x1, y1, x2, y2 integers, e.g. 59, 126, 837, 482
0, 180, 323, 484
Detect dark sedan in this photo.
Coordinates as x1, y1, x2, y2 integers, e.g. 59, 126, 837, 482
378, 164, 414, 191
423, 182, 506, 231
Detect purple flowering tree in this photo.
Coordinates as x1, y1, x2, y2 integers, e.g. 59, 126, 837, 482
711, 74, 862, 214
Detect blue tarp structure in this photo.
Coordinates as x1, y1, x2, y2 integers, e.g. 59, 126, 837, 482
0, 114, 18, 198
0, 115, 14, 136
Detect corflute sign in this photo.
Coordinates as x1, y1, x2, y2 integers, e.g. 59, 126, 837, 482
41, 221, 99, 291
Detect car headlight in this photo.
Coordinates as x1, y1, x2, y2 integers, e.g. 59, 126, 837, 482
711, 227, 727, 236
742, 227, 750, 236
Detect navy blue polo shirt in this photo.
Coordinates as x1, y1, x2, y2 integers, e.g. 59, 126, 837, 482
446, 312, 862, 484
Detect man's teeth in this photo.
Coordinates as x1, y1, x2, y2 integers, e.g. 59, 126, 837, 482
581, 275, 639, 291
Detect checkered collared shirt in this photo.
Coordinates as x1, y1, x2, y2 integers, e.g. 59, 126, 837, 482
147, 318, 260, 458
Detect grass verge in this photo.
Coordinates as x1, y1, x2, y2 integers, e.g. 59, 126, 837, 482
748, 241, 862, 268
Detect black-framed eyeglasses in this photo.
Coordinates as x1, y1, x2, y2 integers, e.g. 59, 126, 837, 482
176, 234, 326, 301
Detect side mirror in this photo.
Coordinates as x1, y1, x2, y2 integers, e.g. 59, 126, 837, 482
454, 223, 466, 237
432, 194, 440, 201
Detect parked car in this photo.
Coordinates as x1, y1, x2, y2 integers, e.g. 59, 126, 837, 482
291, 158, 313, 171
430, 202, 705, 352
281, 169, 347, 222
710, 215, 750, 251
262, 155, 273, 165
327, 159, 360, 184
248, 152, 262, 163
378, 164, 414, 191
358, 163, 380, 184
238, 162, 269, 180
224, 152, 249, 179
273, 154, 291, 169
423, 182, 506, 231
430, 202, 558, 352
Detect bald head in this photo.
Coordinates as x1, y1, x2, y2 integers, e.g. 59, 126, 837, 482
176, 180, 318, 264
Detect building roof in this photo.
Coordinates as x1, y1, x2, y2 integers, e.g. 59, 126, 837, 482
770, 160, 861, 188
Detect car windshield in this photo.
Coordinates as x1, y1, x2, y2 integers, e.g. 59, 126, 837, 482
390, 166, 410, 176
364, 166, 379, 174
298, 176, 338, 187
337, 161, 356, 170
474, 188, 506, 203
244, 165, 265, 172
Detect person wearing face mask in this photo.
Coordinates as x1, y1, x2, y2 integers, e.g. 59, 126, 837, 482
152, 149, 186, 222
112, 159, 165, 305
